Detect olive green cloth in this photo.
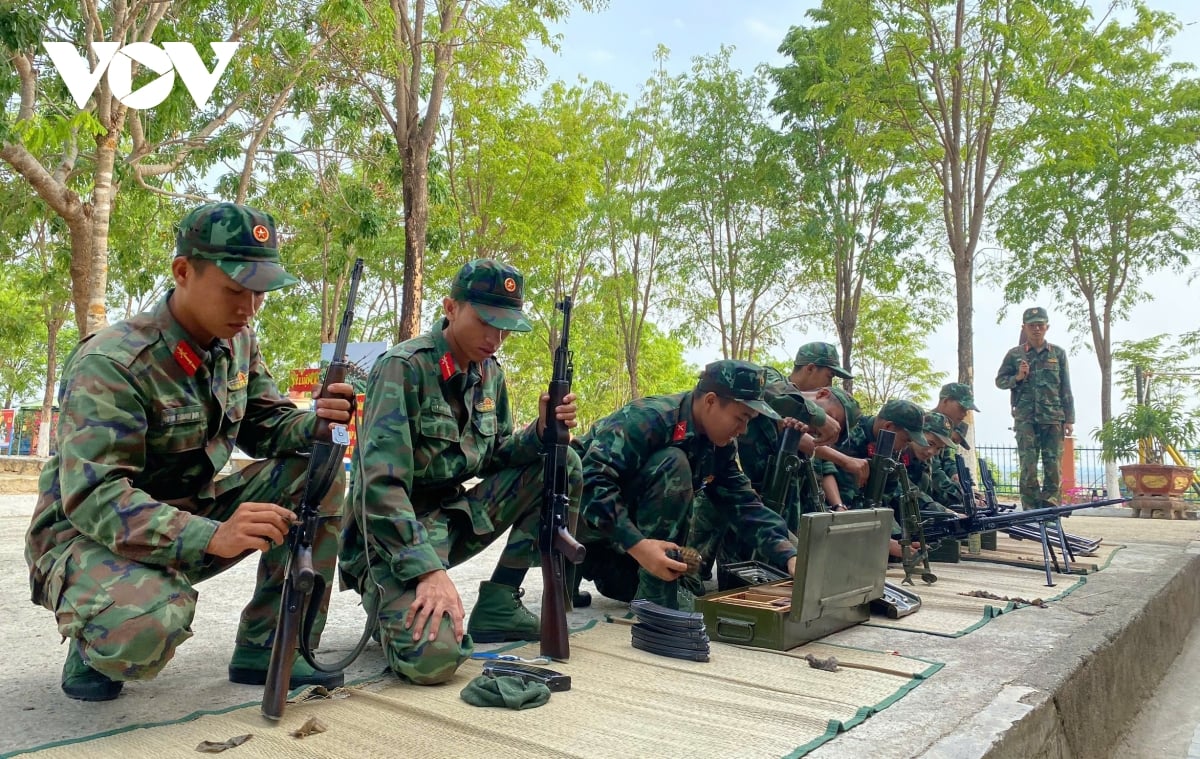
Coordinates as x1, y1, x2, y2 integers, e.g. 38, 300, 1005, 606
459, 675, 551, 710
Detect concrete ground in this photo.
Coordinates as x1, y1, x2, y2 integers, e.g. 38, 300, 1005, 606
2, 490, 1199, 759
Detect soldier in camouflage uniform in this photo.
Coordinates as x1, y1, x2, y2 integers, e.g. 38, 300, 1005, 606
928, 383, 980, 508
995, 307, 1075, 510
830, 399, 929, 557
904, 411, 960, 515
25, 202, 356, 702
697, 384, 862, 570
573, 360, 798, 609
338, 259, 580, 686
789, 342, 861, 510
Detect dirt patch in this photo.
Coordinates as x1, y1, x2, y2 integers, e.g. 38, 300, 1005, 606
0, 474, 41, 495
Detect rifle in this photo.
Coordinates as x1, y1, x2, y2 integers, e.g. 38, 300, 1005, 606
902, 496, 1128, 587
539, 297, 586, 662
763, 426, 804, 516
977, 456, 1015, 514
862, 429, 897, 511
262, 259, 372, 720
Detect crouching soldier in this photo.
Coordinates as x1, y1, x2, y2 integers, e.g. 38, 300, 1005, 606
25, 202, 356, 701
573, 360, 797, 609
338, 259, 580, 685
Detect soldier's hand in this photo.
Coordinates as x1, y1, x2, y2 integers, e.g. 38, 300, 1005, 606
628, 539, 689, 581
409, 569, 465, 643
1015, 360, 1030, 381
787, 556, 797, 577
537, 391, 578, 438
206, 502, 295, 558
811, 415, 841, 446
846, 457, 870, 487
1064, 423, 1074, 437
314, 381, 356, 424
888, 539, 921, 558
797, 432, 816, 457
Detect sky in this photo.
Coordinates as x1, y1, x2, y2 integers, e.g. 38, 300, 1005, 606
535, 0, 1197, 449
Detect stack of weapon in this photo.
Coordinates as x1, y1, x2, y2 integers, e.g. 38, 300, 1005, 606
975, 457, 1102, 557
897, 451, 1128, 587
629, 599, 710, 662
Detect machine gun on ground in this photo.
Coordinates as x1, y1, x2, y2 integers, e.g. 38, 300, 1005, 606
861, 429, 924, 616
900, 495, 1128, 588
539, 297, 586, 662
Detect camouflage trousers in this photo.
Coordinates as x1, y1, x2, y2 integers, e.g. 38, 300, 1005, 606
1014, 420, 1064, 510
342, 452, 581, 685
37, 456, 342, 682
579, 447, 697, 607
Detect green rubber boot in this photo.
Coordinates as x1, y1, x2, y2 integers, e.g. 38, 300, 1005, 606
62, 640, 124, 702
227, 645, 345, 689
466, 581, 541, 643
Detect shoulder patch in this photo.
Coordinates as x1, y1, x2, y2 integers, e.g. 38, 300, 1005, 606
475, 396, 496, 413
229, 371, 248, 390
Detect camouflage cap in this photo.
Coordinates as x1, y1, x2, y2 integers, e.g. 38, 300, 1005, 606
953, 420, 971, 450
450, 259, 533, 333
175, 202, 298, 292
939, 382, 980, 412
696, 360, 781, 420
825, 385, 861, 438
923, 411, 955, 447
878, 399, 929, 447
793, 342, 853, 379
1022, 306, 1049, 324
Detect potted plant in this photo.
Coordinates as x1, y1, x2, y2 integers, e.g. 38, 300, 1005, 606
1097, 400, 1198, 502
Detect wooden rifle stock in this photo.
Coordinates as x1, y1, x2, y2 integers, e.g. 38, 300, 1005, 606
539, 297, 583, 662
261, 259, 363, 721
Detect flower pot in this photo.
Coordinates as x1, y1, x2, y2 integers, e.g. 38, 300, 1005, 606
1119, 463, 1196, 498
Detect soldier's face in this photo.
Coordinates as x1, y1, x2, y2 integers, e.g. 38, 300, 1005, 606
172, 257, 266, 343
938, 400, 967, 426
814, 389, 847, 428
697, 394, 756, 446
795, 364, 834, 390
1023, 322, 1049, 345
883, 423, 911, 450
443, 298, 509, 365
912, 442, 941, 462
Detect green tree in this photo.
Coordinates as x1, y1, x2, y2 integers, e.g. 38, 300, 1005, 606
993, 4, 1200, 495
660, 47, 810, 360
870, 0, 1092, 388
850, 292, 948, 414
0, 1, 323, 336
772, 0, 941, 392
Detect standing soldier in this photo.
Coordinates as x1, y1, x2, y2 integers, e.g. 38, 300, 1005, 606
25, 202, 356, 701
995, 307, 1075, 510
338, 259, 580, 686
573, 360, 798, 609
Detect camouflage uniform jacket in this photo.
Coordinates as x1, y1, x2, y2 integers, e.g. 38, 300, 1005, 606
26, 293, 313, 602
831, 415, 903, 509
931, 446, 963, 505
341, 323, 542, 585
574, 391, 796, 567
995, 343, 1075, 424
738, 381, 826, 496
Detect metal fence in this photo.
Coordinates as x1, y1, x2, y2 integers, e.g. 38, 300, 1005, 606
975, 444, 1200, 502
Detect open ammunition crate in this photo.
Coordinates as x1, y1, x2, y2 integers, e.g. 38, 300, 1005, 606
695, 509, 893, 651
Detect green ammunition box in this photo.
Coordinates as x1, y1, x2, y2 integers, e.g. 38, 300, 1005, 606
694, 508, 892, 651
929, 540, 961, 563
981, 531, 997, 551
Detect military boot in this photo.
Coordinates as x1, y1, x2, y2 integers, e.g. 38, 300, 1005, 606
62, 640, 123, 702
466, 581, 541, 643
227, 645, 345, 689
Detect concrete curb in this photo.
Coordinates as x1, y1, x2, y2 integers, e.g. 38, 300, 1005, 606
986, 545, 1200, 758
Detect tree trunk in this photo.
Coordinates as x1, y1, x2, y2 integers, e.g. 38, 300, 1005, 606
398, 147, 429, 342
954, 247, 974, 388
36, 320, 61, 457
86, 132, 121, 336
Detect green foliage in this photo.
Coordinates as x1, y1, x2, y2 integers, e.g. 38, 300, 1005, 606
848, 292, 948, 414
1096, 403, 1198, 465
